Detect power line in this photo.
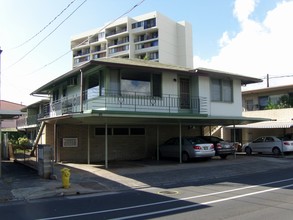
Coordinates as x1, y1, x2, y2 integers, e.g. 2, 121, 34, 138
5, 0, 87, 71
261, 74, 293, 79
10, 0, 77, 50
25, 0, 146, 75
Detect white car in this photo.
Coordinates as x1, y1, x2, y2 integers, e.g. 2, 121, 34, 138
244, 136, 293, 155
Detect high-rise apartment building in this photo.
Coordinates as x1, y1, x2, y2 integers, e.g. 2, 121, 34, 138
71, 11, 193, 68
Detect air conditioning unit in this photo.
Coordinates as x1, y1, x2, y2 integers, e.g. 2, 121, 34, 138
67, 77, 77, 86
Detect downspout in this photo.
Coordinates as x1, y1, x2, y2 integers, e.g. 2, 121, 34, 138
80, 69, 83, 112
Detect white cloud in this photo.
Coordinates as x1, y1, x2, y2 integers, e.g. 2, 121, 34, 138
219, 31, 231, 48
233, 0, 258, 22
194, 0, 293, 90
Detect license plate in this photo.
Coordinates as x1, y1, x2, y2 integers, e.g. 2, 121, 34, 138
203, 146, 208, 150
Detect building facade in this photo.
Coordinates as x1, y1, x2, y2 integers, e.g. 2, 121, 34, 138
233, 84, 293, 144
71, 11, 193, 68
29, 58, 263, 165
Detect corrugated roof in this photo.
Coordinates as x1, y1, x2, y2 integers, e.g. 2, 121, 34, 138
229, 121, 293, 129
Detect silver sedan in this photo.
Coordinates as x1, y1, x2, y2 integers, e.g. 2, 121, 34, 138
159, 137, 215, 162
244, 136, 293, 155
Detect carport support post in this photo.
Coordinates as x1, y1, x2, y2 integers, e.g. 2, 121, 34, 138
233, 124, 236, 159
87, 125, 90, 164
79, 69, 83, 113
156, 126, 159, 161
179, 122, 182, 164
105, 123, 108, 169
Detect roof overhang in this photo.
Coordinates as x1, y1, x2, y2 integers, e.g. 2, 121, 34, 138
41, 110, 268, 126
193, 67, 263, 85
0, 110, 22, 119
31, 58, 262, 96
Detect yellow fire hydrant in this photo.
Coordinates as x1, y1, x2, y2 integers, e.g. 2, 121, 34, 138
61, 168, 71, 189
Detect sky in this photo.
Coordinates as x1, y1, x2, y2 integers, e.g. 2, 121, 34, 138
0, 0, 293, 105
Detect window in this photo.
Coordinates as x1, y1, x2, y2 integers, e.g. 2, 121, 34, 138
62, 87, 67, 97
121, 72, 151, 95
87, 71, 104, 99
258, 96, 268, 110
113, 128, 129, 135
95, 128, 112, 135
98, 32, 105, 39
265, 137, 274, 142
95, 127, 145, 136
121, 71, 162, 97
130, 128, 145, 135
53, 89, 59, 102
245, 99, 253, 111
152, 74, 162, 97
132, 21, 142, 29
253, 137, 265, 143
211, 78, 233, 102
144, 18, 156, 29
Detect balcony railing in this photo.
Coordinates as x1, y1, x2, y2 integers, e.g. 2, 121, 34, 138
106, 27, 127, 37
16, 115, 39, 128
42, 91, 208, 118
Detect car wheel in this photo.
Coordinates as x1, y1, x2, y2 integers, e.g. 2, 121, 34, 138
220, 155, 228, 159
182, 152, 189, 163
245, 147, 252, 155
272, 147, 281, 156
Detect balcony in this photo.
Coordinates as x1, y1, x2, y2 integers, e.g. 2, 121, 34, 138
16, 115, 39, 129
42, 91, 208, 118
106, 27, 127, 37
134, 32, 158, 43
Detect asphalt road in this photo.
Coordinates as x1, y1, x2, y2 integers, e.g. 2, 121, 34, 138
1, 165, 293, 219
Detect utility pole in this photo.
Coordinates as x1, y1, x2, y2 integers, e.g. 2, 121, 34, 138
0, 47, 3, 178
267, 74, 269, 87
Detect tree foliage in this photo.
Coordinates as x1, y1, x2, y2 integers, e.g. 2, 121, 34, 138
265, 95, 293, 110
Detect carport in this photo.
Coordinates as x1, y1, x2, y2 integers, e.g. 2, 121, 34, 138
44, 110, 267, 168
226, 120, 293, 146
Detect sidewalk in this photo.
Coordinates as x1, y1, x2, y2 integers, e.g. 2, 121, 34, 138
1, 154, 293, 203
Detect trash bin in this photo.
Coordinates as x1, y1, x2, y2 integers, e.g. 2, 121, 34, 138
61, 168, 71, 189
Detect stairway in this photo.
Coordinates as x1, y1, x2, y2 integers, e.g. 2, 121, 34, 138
30, 121, 46, 156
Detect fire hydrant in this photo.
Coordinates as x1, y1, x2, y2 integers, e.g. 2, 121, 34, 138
61, 168, 71, 189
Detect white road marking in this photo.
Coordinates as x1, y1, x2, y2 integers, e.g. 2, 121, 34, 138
113, 183, 293, 220
38, 177, 293, 220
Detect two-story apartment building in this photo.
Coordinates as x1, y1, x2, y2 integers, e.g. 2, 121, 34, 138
30, 58, 264, 166
71, 11, 193, 68
16, 99, 50, 144
236, 84, 293, 143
